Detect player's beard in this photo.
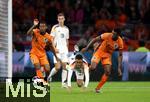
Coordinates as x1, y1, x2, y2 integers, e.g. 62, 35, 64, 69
40, 31, 46, 35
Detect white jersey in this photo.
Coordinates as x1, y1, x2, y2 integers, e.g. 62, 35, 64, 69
67, 53, 89, 87
51, 24, 69, 53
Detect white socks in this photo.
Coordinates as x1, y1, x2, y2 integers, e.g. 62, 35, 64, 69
48, 67, 68, 86
62, 69, 68, 85
48, 67, 57, 81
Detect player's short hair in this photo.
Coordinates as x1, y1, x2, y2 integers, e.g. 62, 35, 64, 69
75, 54, 83, 60
113, 28, 121, 34
113, 28, 123, 38
57, 13, 65, 17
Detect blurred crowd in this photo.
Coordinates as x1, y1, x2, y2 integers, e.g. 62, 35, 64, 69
13, 0, 150, 52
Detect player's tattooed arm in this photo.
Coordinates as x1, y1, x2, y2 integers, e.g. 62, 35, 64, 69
81, 35, 101, 52
27, 19, 39, 35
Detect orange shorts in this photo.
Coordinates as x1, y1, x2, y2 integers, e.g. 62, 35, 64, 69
29, 53, 49, 66
91, 51, 112, 65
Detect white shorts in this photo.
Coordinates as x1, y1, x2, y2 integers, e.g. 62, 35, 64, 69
53, 53, 68, 63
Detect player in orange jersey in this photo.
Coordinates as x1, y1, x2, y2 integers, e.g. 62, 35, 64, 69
27, 19, 59, 84
81, 28, 123, 93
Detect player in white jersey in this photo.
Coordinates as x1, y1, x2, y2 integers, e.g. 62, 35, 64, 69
67, 52, 89, 90
48, 13, 69, 87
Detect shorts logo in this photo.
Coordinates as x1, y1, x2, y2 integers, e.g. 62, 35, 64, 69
44, 38, 48, 43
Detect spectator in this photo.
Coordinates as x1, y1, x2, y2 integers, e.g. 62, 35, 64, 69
136, 40, 149, 52
45, 1, 58, 25
134, 23, 149, 40
142, 2, 150, 24
125, 0, 141, 23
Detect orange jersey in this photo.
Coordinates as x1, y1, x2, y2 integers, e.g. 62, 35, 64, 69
98, 33, 123, 54
30, 29, 53, 57
92, 33, 123, 65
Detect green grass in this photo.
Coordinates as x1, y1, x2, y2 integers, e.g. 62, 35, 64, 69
1, 82, 150, 102
51, 82, 150, 102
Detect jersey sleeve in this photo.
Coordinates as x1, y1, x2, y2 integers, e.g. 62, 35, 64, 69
118, 37, 124, 50
100, 33, 111, 40
33, 29, 39, 36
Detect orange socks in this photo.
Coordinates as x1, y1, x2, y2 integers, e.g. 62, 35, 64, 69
96, 74, 108, 90
36, 69, 43, 78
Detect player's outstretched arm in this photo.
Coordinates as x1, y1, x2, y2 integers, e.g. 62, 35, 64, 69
84, 66, 89, 88
81, 36, 101, 53
48, 41, 60, 62
67, 68, 73, 88
27, 19, 39, 35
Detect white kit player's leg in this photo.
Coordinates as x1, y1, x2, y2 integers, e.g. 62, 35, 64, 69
61, 53, 68, 88
48, 54, 61, 82
48, 67, 57, 82
62, 69, 68, 88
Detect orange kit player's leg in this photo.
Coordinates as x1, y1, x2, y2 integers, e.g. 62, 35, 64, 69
95, 54, 112, 92
40, 54, 50, 73
90, 50, 101, 70
90, 50, 112, 92
39, 54, 50, 84
30, 53, 44, 78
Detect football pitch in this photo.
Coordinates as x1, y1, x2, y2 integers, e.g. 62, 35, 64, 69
51, 82, 150, 102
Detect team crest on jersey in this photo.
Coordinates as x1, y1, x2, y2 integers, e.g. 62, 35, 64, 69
114, 43, 118, 49
44, 38, 48, 43
60, 33, 64, 38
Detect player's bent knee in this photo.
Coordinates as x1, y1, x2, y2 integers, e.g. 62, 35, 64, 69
104, 64, 111, 76
55, 67, 60, 71
105, 71, 111, 76
34, 63, 41, 69
90, 62, 97, 70
44, 64, 50, 72
55, 63, 61, 70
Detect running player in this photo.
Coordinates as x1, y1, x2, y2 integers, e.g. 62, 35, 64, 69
67, 52, 89, 90
27, 19, 59, 84
48, 13, 69, 87
81, 28, 123, 93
